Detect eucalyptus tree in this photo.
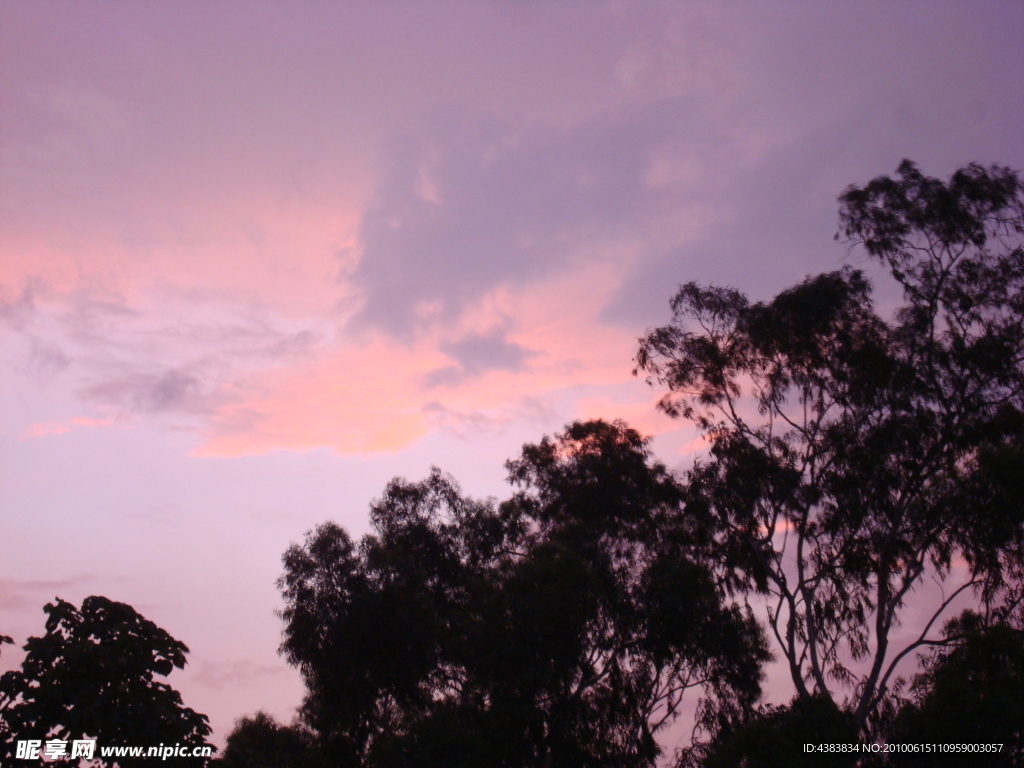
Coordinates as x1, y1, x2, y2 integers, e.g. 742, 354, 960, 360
277, 420, 769, 768
635, 160, 1024, 734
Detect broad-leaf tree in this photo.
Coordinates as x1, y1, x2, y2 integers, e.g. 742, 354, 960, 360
277, 420, 769, 768
0, 596, 213, 767
635, 161, 1024, 735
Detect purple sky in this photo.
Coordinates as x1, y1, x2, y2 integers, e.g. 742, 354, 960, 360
2, 0, 1023, 751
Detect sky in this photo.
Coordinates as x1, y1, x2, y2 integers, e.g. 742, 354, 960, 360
2, 0, 1023, 751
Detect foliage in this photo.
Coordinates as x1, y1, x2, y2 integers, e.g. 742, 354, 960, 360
277, 419, 769, 768
0, 596, 213, 767
686, 695, 858, 768
635, 160, 1024, 733
210, 711, 324, 768
879, 613, 1024, 767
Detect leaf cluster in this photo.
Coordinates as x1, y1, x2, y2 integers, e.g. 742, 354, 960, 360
635, 160, 1024, 731
276, 420, 770, 768
211, 711, 324, 768
0, 596, 212, 767
880, 614, 1024, 767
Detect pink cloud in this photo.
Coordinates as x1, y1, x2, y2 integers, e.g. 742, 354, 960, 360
1, 6, 1019, 751
21, 416, 117, 439
193, 338, 441, 456
192, 264, 648, 456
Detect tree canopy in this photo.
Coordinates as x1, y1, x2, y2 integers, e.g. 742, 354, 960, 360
276, 420, 769, 768
635, 160, 1024, 737
0, 596, 213, 767
880, 612, 1024, 767
211, 159, 1024, 765
210, 711, 323, 768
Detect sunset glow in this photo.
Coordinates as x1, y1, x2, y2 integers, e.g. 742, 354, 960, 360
3, 0, 1022, 749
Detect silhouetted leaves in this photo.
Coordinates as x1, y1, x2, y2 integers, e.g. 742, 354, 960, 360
689, 695, 858, 768
875, 613, 1020, 767
211, 711, 324, 768
276, 420, 769, 768
0, 596, 212, 767
636, 160, 1024, 735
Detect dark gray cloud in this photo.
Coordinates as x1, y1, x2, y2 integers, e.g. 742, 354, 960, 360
601, 119, 857, 330
28, 289, 325, 421
350, 102, 685, 338
600, 11, 1024, 332
345, 4, 1024, 341
424, 328, 537, 387
67, 321, 319, 423
143, 368, 203, 412
81, 366, 211, 415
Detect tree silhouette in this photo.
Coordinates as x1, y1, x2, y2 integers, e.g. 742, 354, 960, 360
210, 711, 323, 768
635, 160, 1024, 736
880, 612, 1024, 767
276, 420, 769, 768
0, 596, 213, 767
694, 695, 858, 768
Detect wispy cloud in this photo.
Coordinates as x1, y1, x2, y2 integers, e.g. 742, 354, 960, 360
1, 0, 1021, 749
0, 576, 99, 611
0, 281, 38, 330
82, 366, 211, 415
195, 660, 288, 691
3, 283, 327, 436
21, 416, 116, 439
422, 395, 556, 440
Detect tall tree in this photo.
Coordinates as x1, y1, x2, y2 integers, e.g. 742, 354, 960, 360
635, 161, 1024, 734
0, 596, 213, 767
277, 420, 769, 768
